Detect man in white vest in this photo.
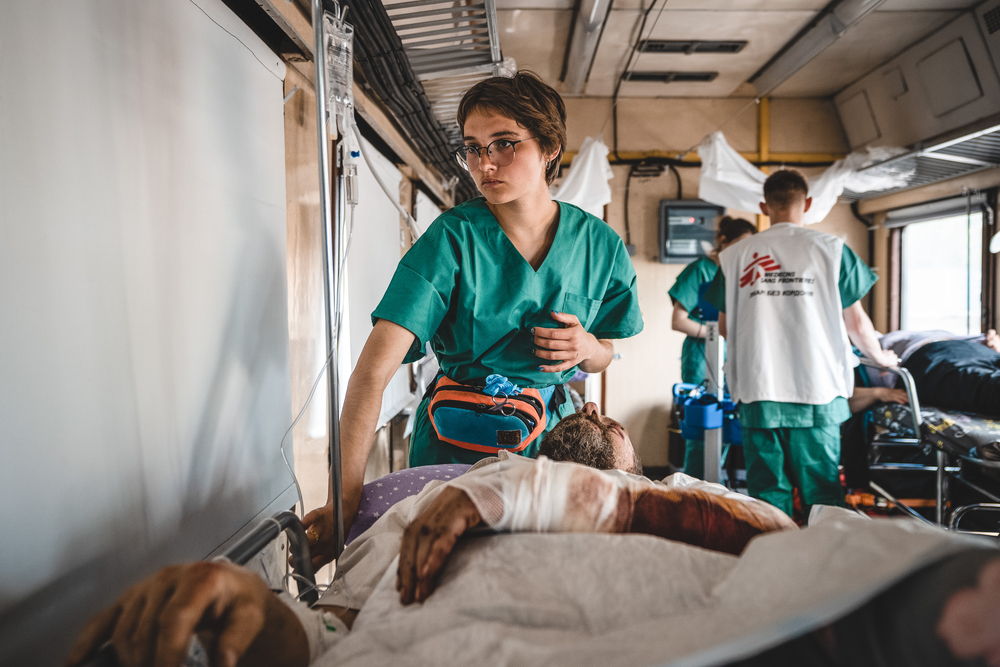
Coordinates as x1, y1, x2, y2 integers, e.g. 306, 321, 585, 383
706, 169, 897, 517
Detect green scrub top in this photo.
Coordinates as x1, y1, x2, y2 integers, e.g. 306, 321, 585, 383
706, 242, 876, 428
668, 256, 719, 385
372, 197, 644, 463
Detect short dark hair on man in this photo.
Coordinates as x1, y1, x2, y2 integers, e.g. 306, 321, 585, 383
718, 216, 757, 244
539, 412, 643, 476
763, 169, 809, 209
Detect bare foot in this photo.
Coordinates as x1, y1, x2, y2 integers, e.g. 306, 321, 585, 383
937, 558, 1000, 666
983, 329, 1000, 354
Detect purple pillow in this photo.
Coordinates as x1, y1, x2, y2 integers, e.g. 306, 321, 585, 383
346, 464, 472, 544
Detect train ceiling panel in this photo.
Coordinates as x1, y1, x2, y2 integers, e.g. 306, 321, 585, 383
382, 0, 507, 147
771, 10, 960, 97
592, 9, 814, 97
491, 0, 983, 98
493, 8, 571, 84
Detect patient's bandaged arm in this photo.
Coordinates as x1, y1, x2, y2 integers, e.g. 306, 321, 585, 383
449, 456, 794, 554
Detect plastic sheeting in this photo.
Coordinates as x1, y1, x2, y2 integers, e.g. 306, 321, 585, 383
697, 132, 910, 224
551, 136, 614, 218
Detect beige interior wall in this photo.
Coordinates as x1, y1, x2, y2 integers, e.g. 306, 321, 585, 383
564, 96, 868, 467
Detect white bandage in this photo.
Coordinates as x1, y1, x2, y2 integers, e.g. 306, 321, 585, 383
449, 455, 634, 534
275, 592, 346, 663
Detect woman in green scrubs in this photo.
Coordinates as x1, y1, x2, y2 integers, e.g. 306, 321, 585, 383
303, 71, 643, 563
669, 217, 755, 478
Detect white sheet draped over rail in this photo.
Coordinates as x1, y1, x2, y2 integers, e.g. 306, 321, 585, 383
697, 131, 911, 223
551, 137, 614, 219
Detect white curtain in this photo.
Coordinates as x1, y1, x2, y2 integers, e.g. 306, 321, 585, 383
552, 136, 614, 218
696, 131, 910, 223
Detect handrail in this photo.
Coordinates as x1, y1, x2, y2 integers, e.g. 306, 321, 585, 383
221, 510, 318, 605
858, 359, 923, 438
948, 503, 1000, 532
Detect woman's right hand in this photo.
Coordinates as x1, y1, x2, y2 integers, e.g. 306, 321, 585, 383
301, 504, 337, 569
302, 493, 360, 569
302, 319, 415, 569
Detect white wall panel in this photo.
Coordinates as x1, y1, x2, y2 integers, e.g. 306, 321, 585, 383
0, 2, 292, 663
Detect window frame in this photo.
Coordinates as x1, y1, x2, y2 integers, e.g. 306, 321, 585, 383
887, 191, 996, 334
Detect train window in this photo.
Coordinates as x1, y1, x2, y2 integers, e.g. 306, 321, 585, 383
900, 210, 983, 334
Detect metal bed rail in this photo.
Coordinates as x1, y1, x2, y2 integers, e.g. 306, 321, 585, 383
222, 510, 318, 605
858, 359, 947, 524
948, 503, 1000, 535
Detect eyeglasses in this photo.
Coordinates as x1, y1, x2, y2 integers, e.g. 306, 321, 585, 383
454, 136, 538, 171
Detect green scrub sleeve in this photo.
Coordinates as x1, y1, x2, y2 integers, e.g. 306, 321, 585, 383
667, 259, 704, 313
838, 244, 877, 308
371, 226, 459, 364
705, 271, 726, 313
588, 242, 644, 339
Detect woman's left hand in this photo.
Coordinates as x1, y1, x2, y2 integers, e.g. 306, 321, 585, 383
533, 311, 600, 373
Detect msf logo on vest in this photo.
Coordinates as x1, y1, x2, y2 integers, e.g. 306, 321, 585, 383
740, 252, 782, 288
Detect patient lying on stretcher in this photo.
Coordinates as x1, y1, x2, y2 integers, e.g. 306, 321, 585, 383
873, 328, 1000, 416
66, 408, 1000, 667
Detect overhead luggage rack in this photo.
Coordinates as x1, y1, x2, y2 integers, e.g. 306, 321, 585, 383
382, 0, 505, 146
846, 122, 1000, 199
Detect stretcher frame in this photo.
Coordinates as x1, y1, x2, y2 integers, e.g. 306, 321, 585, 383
860, 359, 1000, 533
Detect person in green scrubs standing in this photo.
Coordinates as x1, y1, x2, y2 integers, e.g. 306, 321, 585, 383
669, 216, 755, 478
303, 71, 643, 565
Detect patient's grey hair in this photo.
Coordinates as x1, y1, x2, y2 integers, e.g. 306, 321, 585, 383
539, 413, 643, 476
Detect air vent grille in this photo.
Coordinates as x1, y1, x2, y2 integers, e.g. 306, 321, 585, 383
639, 40, 747, 54
984, 6, 1000, 34
625, 71, 718, 83
843, 123, 1000, 199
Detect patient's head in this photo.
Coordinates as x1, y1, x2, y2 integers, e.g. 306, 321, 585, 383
540, 402, 643, 475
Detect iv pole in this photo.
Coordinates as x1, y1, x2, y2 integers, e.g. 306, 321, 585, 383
703, 322, 724, 484
310, 0, 345, 558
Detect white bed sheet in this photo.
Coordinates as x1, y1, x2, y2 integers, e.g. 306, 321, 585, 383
317, 495, 993, 666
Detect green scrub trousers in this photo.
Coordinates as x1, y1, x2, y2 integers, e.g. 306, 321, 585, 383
371, 197, 644, 466
739, 399, 851, 517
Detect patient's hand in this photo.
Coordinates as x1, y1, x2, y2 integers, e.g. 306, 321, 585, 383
983, 329, 1000, 354
875, 387, 908, 404
397, 486, 483, 605
65, 561, 308, 667
937, 558, 1000, 666
870, 348, 900, 368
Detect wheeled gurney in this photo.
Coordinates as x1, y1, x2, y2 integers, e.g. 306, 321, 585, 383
860, 360, 1000, 533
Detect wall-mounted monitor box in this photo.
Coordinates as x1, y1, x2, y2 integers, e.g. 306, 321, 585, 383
658, 199, 724, 263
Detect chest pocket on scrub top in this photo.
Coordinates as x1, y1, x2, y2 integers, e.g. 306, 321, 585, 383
561, 293, 601, 330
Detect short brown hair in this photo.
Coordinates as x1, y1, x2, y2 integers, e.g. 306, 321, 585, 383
763, 169, 809, 209
457, 70, 566, 184
718, 216, 757, 244
539, 412, 643, 476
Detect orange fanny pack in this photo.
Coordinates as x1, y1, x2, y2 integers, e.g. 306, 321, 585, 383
427, 375, 548, 453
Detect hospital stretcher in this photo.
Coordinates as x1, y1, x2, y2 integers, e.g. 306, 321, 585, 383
860, 360, 1000, 533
